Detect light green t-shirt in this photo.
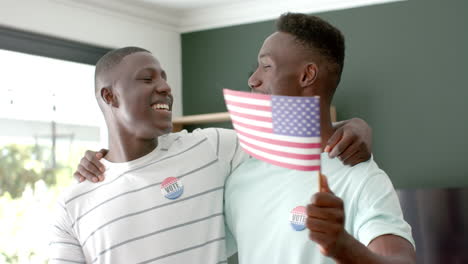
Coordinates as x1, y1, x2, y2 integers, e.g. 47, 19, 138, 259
224, 153, 415, 264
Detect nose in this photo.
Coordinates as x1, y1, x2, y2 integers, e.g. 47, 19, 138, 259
155, 80, 172, 95
248, 69, 262, 91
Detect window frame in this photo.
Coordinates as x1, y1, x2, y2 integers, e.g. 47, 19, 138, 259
0, 26, 111, 65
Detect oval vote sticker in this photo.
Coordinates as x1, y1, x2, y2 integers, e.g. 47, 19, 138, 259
161, 177, 184, 200
290, 206, 307, 231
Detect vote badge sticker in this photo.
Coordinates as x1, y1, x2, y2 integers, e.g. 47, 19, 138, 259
290, 206, 307, 231
161, 177, 184, 200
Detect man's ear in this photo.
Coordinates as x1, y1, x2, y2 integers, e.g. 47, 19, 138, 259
300, 63, 318, 88
101, 87, 118, 107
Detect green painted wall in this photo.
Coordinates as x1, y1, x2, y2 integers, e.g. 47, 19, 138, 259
182, 0, 468, 189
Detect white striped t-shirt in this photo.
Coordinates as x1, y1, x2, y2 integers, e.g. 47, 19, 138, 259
49, 128, 248, 264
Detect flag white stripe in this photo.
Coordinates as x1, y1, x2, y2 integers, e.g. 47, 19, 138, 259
237, 133, 321, 155
226, 105, 272, 117
233, 123, 321, 144
240, 142, 321, 166
224, 94, 271, 106
230, 114, 273, 128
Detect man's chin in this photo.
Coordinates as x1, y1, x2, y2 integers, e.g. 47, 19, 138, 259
155, 123, 173, 135
162, 125, 173, 134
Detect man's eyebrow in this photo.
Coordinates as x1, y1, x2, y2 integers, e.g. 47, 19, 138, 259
138, 67, 156, 73
137, 67, 166, 79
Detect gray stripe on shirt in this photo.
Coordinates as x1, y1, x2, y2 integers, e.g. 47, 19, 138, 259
58, 202, 67, 211
81, 186, 224, 246
49, 241, 81, 247
73, 158, 219, 227
50, 258, 85, 264
65, 138, 208, 205
91, 213, 224, 263
136, 237, 226, 264
53, 225, 71, 236
228, 139, 239, 175
215, 128, 220, 156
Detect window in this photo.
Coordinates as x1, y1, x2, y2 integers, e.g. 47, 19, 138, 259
0, 27, 110, 263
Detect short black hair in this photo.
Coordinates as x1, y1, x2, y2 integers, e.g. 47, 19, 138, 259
276, 13, 345, 84
94, 46, 150, 92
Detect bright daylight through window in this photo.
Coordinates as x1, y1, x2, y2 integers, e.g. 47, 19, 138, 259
0, 49, 105, 263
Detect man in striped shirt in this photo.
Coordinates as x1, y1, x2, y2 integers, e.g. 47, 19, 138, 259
49, 47, 248, 263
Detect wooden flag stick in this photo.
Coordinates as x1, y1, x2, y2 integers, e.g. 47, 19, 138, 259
319, 170, 323, 192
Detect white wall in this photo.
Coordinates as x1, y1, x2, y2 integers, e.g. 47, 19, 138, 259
0, 0, 182, 118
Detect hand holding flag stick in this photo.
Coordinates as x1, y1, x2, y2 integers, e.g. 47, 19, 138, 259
306, 172, 352, 258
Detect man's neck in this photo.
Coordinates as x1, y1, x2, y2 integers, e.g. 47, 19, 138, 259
105, 129, 159, 163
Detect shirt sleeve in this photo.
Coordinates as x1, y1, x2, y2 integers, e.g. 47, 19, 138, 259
225, 221, 238, 257
49, 200, 86, 264
198, 128, 250, 175
353, 161, 415, 249
218, 128, 250, 175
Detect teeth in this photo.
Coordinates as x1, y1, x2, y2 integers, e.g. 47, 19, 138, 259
152, 104, 169, 110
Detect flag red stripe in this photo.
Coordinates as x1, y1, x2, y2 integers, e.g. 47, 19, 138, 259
232, 120, 273, 133
229, 110, 273, 123
245, 150, 321, 171
236, 129, 321, 149
239, 139, 321, 160
226, 100, 271, 111
223, 89, 271, 100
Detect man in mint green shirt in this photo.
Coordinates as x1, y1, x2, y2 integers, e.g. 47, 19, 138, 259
225, 156, 414, 263
225, 13, 415, 264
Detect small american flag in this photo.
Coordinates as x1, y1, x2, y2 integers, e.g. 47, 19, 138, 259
223, 89, 321, 171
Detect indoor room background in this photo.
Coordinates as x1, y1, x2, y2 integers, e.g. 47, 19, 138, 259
0, 0, 466, 263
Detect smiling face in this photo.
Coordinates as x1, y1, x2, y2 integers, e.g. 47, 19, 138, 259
105, 52, 173, 139
248, 32, 308, 96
